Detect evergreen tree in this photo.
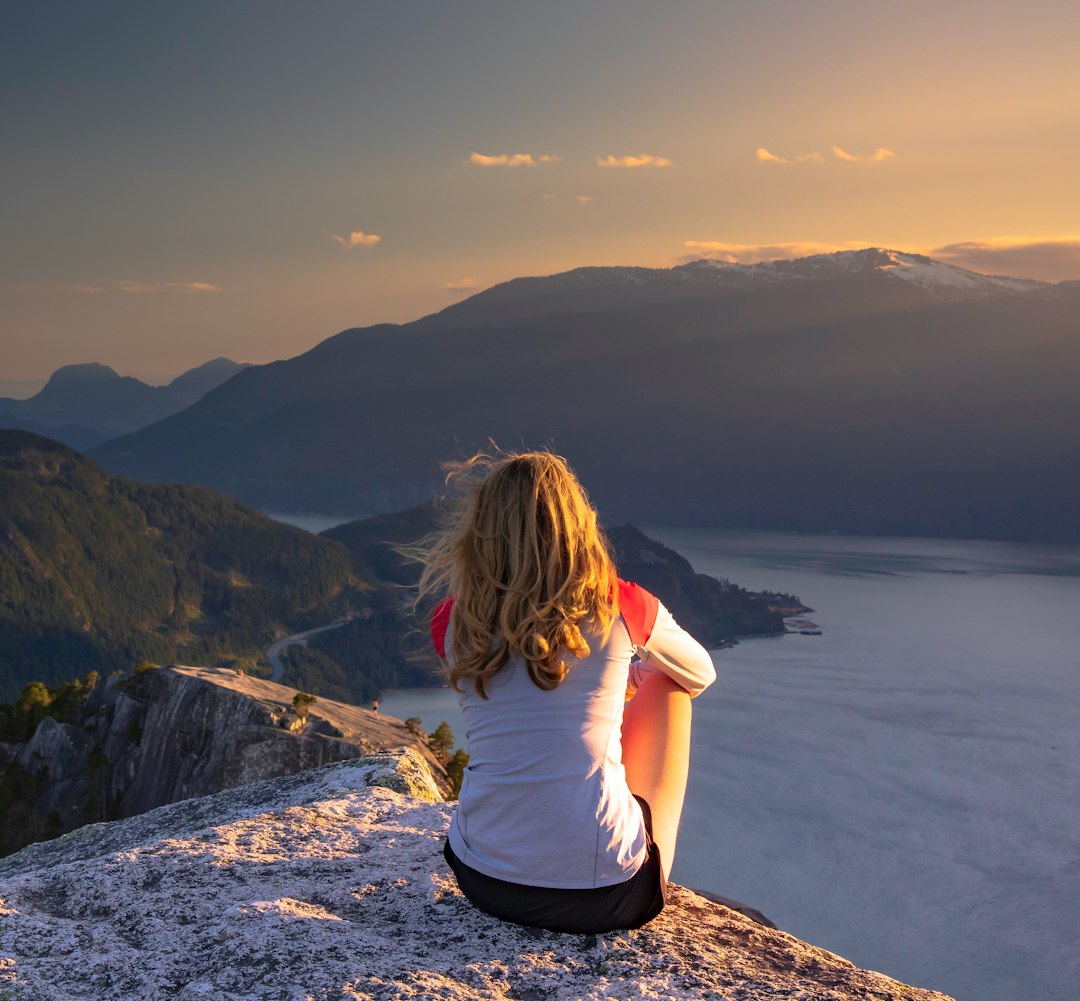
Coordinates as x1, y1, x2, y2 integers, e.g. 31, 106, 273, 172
446, 748, 469, 799
428, 721, 455, 763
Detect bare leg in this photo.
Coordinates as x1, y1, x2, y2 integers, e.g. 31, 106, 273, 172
620, 671, 692, 882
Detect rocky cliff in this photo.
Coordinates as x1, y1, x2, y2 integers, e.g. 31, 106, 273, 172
0, 666, 450, 853
0, 749, 952, 1000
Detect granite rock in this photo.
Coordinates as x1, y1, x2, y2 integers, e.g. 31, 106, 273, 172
0, 665, 450, 847
0, 751, 952, 1001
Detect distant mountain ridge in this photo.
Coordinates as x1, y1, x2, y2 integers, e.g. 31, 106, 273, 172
424, 248, 1056, 332
0, 356, 249, 446
93, 249, 1080, 542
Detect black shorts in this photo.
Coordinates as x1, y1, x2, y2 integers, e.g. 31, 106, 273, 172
442, 795, 666, 935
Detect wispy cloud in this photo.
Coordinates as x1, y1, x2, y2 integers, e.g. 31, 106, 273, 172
831, 146, 895, 162
596, 154, 672, 169
929, 236, 1080, 282
330, 230, 381, 249
755, 147, 824, 165
681, 240, 872, 264
469, 151, 558, 167
72, 281, 224, 294
444, 278, 480, 293
576, 195, 592, 204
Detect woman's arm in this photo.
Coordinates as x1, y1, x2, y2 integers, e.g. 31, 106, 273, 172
627, 601, 716, 699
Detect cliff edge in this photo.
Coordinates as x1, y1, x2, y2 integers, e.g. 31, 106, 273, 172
1, 665, 450, 854
0, 750, 953, 1000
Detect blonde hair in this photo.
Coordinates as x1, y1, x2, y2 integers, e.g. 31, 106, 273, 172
409, 450, 618, 698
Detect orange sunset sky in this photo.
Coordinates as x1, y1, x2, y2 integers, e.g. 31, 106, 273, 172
3, 0, 1079, 380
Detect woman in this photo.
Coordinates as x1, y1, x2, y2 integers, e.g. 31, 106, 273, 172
412, 451, 715, 934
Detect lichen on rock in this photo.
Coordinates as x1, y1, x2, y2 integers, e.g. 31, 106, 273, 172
0, 751, 953, 1001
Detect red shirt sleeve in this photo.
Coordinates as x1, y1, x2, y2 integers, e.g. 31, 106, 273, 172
617, 578, 659, 647
431, 596, 454, 659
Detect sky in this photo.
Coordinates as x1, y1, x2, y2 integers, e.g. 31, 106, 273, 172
3, 0, 1080, 381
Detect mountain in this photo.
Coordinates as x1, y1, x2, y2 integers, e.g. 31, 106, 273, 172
0, 430, 365, 700
256, 502, 802, 707
92, 249, 1080, 541
322, 504, 804, 647
5, 431, 789, 710
0, 411, 106, 451
604, 524, 805, 642
431, 248, 1045, 331
0, 356, 249, 443
0, 751, 953, 1000
164, 355, 249, 399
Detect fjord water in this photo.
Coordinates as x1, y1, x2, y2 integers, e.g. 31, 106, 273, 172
642, 528, 1080, 1001
377, 528, 1080, 1001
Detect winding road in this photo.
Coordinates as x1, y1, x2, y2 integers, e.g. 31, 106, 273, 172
265, 616, 353, 683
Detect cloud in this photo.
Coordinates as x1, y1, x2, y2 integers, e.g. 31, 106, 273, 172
596, 154, 672, 169
444, 278, 480, 293
469, 151, 557, 167
831, 146, 895, 162
576, 195, 592, 204
72, 281, 224, 294
755, 148, 824, 165
681, 240, 872, 264
330, 230, 380, 249
928, 237, 1080, 282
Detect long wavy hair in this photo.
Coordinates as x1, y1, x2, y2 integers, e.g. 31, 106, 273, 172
408, 450, 618, 698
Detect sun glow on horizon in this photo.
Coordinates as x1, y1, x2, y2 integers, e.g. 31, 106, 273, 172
4, 1, 1079, 377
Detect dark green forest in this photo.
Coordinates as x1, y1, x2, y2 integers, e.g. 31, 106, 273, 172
279, 608, 437, 706
0, 671, 105, 854
0, 431, 366, 700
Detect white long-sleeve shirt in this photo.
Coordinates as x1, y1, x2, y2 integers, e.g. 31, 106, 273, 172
444, 586, 715, 889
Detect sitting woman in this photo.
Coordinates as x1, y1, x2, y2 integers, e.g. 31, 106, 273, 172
411, 450, 715, 934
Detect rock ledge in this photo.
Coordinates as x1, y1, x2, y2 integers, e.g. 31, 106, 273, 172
0, 751, 952, 1000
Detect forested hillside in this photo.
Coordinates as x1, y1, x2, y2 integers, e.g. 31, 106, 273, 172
0, 431, 364, 699
1, 433, 801, 707
291, 504, 801, 705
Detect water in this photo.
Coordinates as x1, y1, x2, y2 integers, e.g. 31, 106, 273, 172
378, 685, 465, 738
647, 529, 1080, 1001
260, 510, 352, 534
266, 510, 1079, 999
383, 529, 1080, 1001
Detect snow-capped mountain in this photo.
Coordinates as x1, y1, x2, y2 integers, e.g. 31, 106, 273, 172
428, 247, 1055, 332
93, 248, 1080, 543
679, 248, 1047, 296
